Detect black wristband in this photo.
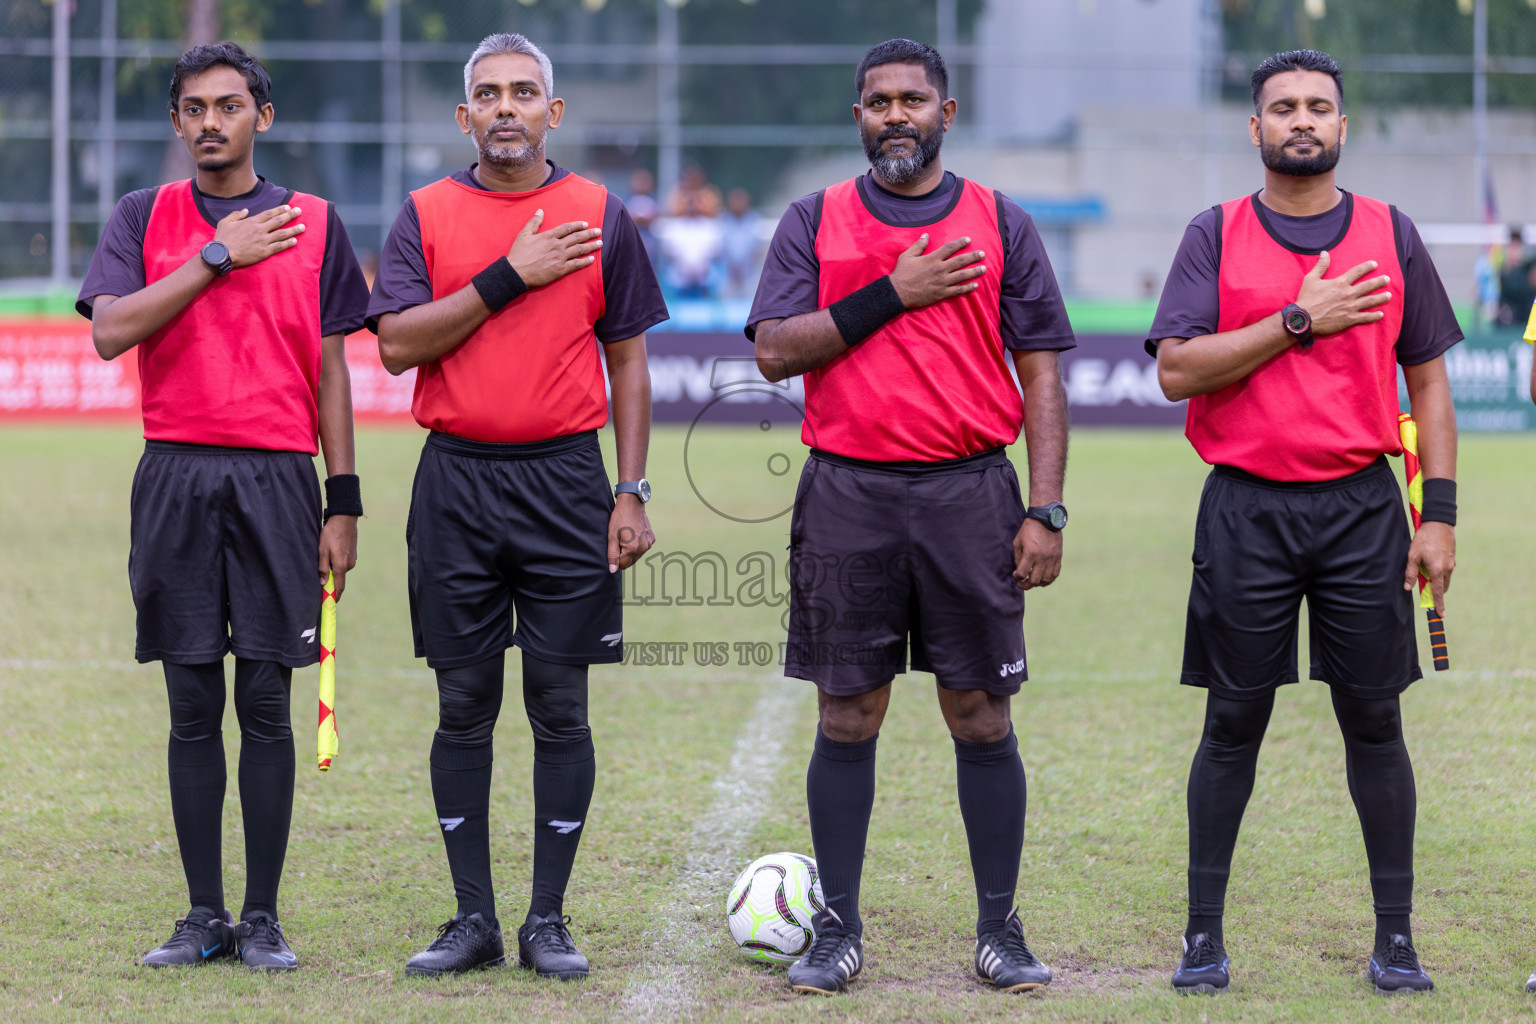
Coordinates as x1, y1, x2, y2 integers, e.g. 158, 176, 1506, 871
828, 275, 906, 346
323, 474, 364, 522
470, 256, 528, 313
1419, 477, 1456, 526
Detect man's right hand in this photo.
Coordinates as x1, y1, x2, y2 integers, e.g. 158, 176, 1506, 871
1295, 249, 1393, 337
215, 205, 306, 269
508, 209, 603, 288
888, 233, 987, 310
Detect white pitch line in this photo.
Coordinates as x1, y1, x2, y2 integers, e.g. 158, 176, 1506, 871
620, 676, 808, 1022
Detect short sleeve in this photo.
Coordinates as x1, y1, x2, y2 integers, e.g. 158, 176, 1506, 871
1145, 208, 1222, 357
319, 204, 370, 337
1392, 210, 1463, 366
365, 197, 432, 334
744, 193, 823, 340
996, 196, 1075, 352
595, 195, 669, 343
76, 188, 157, 319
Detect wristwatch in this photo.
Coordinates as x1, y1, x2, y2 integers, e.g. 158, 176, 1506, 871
1024, 502, 1068, 532
1281, 303, 1313, 349
615, 478, 651, 503
200, 240, 234, 277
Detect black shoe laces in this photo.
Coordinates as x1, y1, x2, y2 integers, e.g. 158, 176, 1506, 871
798, 928, 852, 969
1185, 934, 1225, 968
163, 918, 203, 949
526, 916, 579, 955
242, 917, 284, 947
427, 916, 482, 954
1380, 938, 1421, 971
995, 924, 1041, 967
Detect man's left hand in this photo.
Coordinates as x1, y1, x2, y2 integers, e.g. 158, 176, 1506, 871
1012, 518, 1062, 591
319, 515, 359, 599
608, 495, 655, 573
1404, 520, 1454, 616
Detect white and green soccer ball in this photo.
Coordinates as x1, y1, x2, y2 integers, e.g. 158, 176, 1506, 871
726, 851, 824, 963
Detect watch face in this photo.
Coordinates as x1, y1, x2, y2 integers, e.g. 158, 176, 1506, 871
1286, 309, 1310, 334
638, 478, 652, 502
1048, 504, 1068, 530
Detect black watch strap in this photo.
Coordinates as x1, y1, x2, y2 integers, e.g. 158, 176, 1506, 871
1281, 303, 1314, 349
1025, 502, 1068, 532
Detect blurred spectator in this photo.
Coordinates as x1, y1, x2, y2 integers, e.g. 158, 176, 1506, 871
666, 165, 724, 218
655, 208, 724, 299
1496, 228, 1533, 325
720, 188, 763, 299
625, 168, 660, 261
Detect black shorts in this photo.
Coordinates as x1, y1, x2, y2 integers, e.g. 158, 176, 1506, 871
129, 441, 323, 667
785, 448, 1028, 697
1181, 456, 1422, 700
407, 430, 622, 670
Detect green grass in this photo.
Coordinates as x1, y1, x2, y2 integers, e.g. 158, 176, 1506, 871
2, 425, 1535, 1022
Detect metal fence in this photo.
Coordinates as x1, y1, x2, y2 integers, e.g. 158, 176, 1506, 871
1, 0, 1533, 287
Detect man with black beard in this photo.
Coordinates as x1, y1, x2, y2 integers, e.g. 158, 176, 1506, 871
747, 38, 1074, 995
368, 32, 666, 979
1148, 50, 1461, 996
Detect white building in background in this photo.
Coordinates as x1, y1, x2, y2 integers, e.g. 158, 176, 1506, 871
972, 0, 1214, 144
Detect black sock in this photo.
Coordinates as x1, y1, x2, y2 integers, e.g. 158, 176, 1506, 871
164, 661, 228, 917
806, 728, 877, 934
233, 659, 294, 921
432, 657, 505, 926
523, 652, 594, 920
1331, 692, 1417, 952
1186, 692, 1274, 947
529, 737, 595, 918
954, 728, 1026, 936
431, 737, 497, 924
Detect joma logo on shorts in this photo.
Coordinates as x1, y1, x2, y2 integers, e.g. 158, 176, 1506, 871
998, 659, 1025, 678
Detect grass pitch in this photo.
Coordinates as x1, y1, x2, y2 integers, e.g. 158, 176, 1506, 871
1, 424, 1535, 1023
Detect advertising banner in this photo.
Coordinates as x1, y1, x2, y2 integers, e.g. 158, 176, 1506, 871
0, 318, 1528, 430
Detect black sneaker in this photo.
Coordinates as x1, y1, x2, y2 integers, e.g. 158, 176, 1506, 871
140, 909, 236, 967
1368, 934, 1432, 995
405, 913, 506, 977
786, 907, 863, 995
234, 913, 298, 971
975, 908, 1052, 992
517, 912, 589, 980
1171, 932, 1230, 994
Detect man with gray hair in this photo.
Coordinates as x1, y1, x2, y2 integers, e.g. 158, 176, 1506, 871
368, 31, 667, 979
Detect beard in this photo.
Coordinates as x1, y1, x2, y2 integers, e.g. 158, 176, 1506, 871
475, 119, 545, 174
192, 133, 237, 173
861, 120, 944, 187
1260, 134, 1341, 177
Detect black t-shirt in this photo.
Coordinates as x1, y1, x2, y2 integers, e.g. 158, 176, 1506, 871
1147, 193, 1463, 364
367, 162, 669, 342
747, 170, 1076, 352
77, 176, 370, 338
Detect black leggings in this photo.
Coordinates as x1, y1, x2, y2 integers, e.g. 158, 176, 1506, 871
164, 659, 294, 920
433, 651, 590, 755
1187, 689, 1416, 919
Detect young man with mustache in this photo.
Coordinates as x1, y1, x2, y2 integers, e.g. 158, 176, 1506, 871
368, 32, 666, 979
1148, 50, 1461, 996
747, 37, 1074, 996
76, 42, 370, 970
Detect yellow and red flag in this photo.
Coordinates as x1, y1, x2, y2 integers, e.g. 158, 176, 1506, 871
1397, 413, 1448, 671
318, 571, 339, 770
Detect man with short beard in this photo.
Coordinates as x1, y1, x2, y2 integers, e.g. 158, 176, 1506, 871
367, 32, 666, 979
77, 42, 368, 972
1148, 49, 1461, 996
748, 38, 1074, 996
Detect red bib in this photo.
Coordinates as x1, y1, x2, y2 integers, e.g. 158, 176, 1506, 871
411, 173, 608, 443
808, 176, 1020, 462
139, 180, 328, 452
1188, 191, 1405, 481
